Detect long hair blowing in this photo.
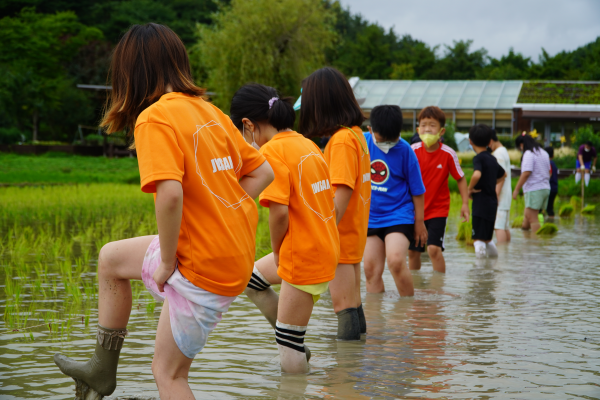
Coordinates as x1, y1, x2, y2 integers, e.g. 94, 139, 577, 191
515, 134, 542, 153
101, 23, 204, 134
298, 67, 365, 138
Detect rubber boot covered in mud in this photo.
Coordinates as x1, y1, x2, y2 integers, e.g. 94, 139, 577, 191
336, 308, 361, 340
54, 324, 127, 398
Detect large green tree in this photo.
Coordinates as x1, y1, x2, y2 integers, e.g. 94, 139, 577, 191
0, 8, 102, 141
193, 0, 336, 111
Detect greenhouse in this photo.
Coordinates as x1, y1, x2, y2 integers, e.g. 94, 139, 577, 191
350, 79, 600, 144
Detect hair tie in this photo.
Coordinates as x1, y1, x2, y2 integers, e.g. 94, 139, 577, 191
268, 97, 279, 109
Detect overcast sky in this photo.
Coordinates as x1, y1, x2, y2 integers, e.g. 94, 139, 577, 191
338, 0, 600, 61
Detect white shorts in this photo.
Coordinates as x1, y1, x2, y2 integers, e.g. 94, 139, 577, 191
494, 210, 510, 230
141, 236, 236, 359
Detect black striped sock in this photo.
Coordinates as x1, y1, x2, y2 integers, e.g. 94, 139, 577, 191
275, 322, 306, 353
247, 271, 270, 291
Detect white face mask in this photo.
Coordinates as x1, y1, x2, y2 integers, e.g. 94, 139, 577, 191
374, 137, 399, 154
243, 124, 260, 150
585, 148, 590, 152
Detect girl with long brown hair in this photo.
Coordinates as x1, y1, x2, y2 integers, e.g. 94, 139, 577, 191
299, 67, 371, 340
53, 24, 274, 399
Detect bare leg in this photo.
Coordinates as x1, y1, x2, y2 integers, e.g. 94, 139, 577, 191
98, 235, 156, 328
427, 245, 445, 273
152, 299, 195, 400
254, 252, 282, 285
524, 207, 540, 232
329, 263, 357, 313
385, 233, 413, 297
363, 236, 386, 293
408, 250, 422, 270
353, 263, 362, 307
495, 229, 511, 243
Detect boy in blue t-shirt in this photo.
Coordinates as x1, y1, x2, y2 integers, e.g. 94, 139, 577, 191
364, 105, 427, 297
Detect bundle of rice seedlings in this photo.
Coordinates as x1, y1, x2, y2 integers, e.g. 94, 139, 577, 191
455, 221, 473, 246
581, 205, 596, 215
511, 216, 524, 228
536, 223, 558, 235
570, 196, 581, 208
559, 204, 574, 217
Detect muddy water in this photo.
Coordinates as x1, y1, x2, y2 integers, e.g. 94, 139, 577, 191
1, 215, 599, 400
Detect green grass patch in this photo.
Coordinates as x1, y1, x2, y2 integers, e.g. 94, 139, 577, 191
559, 204, 575, 217
511, 216, 523, 228
0, 152, 140, 185
536, 223, 558, 235
455, 221, 473, 246
581, 204, 596, 215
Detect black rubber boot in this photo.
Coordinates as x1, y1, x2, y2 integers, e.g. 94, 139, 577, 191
54, 325, 127, 397
335, 308, 361, 340
357, 304, 367, 335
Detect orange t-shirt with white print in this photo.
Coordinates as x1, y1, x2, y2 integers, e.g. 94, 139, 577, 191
324, 126, 371, 264
134, 92, 267, 297
258, 131, 340, 285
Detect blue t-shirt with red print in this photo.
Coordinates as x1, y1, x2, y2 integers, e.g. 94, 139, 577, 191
365, 133, 425, 228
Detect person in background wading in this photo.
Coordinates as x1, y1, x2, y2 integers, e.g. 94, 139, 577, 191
53, 24, 274, 400
513, 134, 551, 232
299, 67, 371, 340
230, 84, 340, 373
489, 130, 512, 242
545, 146, 559, 217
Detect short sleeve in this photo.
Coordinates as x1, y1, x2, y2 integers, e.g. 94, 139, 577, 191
135, 122, 184, 194
446, 147, 465, 180
232, 120, 267, 178
496, 164, 506, 179
521, 151, 534, 172
578, 146, 584, 157
406, 146, 426, 196
473, 154, 483, 172
328, 143, 358, 189
258, 155, 290, 207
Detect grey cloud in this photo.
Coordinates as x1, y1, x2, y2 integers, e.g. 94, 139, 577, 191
338, 0, 600, 60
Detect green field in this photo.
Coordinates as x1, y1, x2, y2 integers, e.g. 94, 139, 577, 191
0, 153, 140, 185
3, 152, 599, 197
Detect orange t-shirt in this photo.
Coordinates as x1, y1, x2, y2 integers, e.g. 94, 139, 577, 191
324, 126, 371, 264
258, 131, 340, 285
134, 92, 267, 297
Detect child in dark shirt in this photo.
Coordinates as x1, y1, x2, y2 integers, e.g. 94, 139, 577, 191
545, 146, 558, 217
467, 124, 507, 258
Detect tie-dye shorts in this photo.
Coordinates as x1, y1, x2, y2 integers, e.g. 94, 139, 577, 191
141, 236, 236, 359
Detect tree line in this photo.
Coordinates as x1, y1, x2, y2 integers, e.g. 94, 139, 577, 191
1, 0, 599, 144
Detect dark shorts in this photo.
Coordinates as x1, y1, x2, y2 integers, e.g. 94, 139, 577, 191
472, 216, 495, 241
367, 224, 414, 243
409, 217, 447, 252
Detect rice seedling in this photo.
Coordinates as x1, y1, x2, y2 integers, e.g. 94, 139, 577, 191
455, 221, 473, 246
536, 223, 558, 235
511, 216, 524, 228
559, 204, 574, 217
581, 205, 596, 215
570, 196, 581, 209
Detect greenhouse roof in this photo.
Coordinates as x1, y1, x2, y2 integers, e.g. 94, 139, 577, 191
352, 80, 523, 110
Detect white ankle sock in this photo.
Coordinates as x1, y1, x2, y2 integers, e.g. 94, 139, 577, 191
474, 241, 487, 258
576, 172, 581, 183
276, 321, 308, 373
585, 173, 590, 186
486, 241, 498, 257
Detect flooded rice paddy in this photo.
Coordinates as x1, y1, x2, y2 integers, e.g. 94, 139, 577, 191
0, 185, 599, 399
